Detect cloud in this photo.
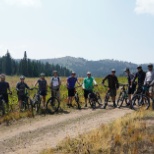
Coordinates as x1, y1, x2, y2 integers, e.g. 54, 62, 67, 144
3, 0, 42, 8
135, 0, 154, 15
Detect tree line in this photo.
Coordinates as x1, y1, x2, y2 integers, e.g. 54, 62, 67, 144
0, 51, 71, 77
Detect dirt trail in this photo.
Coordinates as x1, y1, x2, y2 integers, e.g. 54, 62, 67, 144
0, 107, 132, 154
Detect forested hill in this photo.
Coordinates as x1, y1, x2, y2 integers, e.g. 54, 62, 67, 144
0, 51, 71, 77
40, 56, 149, 77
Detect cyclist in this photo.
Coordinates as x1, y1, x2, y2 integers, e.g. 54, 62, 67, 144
16, 75, 31, 110
124, 68, 136, 108
66, 71, 80, 107
144, 64, 154, 106
0, 74, 12, 110
50, 70, 61, 101
35, 73, 47, 109
102, 69, 119, 108
82, 71, 97, 107
132, 65, 146, 94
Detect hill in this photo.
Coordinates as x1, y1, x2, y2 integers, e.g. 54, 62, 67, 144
40, 56, 148, 77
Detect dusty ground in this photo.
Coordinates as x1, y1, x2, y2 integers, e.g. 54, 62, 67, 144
0, 106, 132, 154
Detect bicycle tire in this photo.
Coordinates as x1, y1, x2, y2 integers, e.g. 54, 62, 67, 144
131, 94, 150, 111
95, 92, 102, 106
32, 94, 41, 115
74, 93, 81, 109
46, 97, 60, 114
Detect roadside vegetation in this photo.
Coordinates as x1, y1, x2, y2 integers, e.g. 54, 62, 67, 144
42, 108, 154, 154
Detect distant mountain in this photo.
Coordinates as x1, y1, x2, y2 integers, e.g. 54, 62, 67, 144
40, 56, 149, 77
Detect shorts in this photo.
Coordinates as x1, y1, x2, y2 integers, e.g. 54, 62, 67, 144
39, 91, 47, 96
52, 89, 60, 99
109, 89, 116, 97
68, 88, 75, 97
0, 94, 8, 104
18, 95, 26, 101
84, 90, 93, 99
128, 87, 135, 95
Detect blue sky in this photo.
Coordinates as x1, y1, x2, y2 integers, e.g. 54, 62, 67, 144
0, 0, 154, 64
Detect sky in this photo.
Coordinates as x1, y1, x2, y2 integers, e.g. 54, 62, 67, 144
0, 0, 154, 64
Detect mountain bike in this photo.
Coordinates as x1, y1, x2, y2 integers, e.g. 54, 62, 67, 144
88, 90, 102, 109
19, 89, 33, 112
103, 85, 117, 109
131, 85, 150, 111
73, 88, 82, 109
46, 89, 60, 114
117, 84, 129, 108
31, 88, 42, 115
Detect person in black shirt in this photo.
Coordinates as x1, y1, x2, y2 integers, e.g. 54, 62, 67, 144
132, 65, 146, 93
102, 69, 119, 108
35, 73, 47, 108
125, 68, 136, 107
16, 75, 31, 109
0, 74, 12, 108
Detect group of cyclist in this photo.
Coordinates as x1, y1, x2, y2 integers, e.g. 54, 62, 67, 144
0, 63, 154, 111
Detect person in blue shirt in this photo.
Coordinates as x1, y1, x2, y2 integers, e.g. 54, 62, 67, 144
66, 72, 80, 107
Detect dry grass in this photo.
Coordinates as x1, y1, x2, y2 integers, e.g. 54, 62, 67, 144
41, 109, 154, 154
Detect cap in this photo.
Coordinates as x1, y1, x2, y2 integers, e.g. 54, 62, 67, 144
87, 71, 91, 75
20, 75, 25, 79
124, 68, 130, 72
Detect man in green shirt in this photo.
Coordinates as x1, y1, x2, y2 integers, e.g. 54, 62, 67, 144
82, 72, 97, 107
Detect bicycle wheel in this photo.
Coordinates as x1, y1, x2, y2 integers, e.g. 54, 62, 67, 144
132, 94, 150, 111
74, 93, 81, 109
95, 92, 102, 106
21, 97, 33, 112
46, 97, 60, 114
32, 94, 41, 115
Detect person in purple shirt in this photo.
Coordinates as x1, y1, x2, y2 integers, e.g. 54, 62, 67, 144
66, 72, 80, 107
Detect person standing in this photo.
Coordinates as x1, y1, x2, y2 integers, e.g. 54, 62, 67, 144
144, 64, 154, 108
124, 68, 136, 108
66, 72, 80, 107
102, 69, 119, 108
0, 74, 12, 111
16, 75, 31, 110
82, 71, 97, 107
132, 65, 146, 93
35, 73, 47, 109
50, 70, 61, 101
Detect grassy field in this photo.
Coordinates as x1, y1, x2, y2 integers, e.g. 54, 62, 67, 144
41, 109, 154, 154
0, 76, 126, 124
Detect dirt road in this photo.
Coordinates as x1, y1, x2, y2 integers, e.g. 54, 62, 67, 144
0, 107, 132, 154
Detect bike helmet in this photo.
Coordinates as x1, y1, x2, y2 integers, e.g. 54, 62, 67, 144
40, 73, 45, 76
137, 65, 142, 69
71, 71, 76, 75
20, 75, 25, 79
0, 74, 5, 79
87, 71, 91, 75
111, 69, 116, 72
148, 63, 153, 68
53, 70, 57, 73
124, 67, 130, 72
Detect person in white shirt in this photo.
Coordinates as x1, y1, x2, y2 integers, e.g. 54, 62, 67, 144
50, 70, 61, 101
144, 64, 154, 106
